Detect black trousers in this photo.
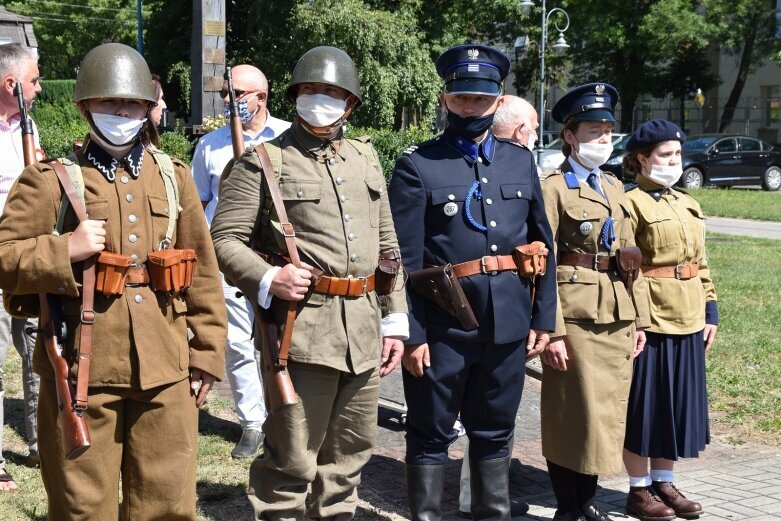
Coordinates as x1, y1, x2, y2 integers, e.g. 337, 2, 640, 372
547, 459, 598, 514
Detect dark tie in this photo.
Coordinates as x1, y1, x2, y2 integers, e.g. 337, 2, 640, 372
587, 173, 605, 199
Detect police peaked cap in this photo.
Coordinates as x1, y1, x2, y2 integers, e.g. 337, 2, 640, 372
551, 82, 618, 124
436, 44, 511, 96
626, 119, 686, 152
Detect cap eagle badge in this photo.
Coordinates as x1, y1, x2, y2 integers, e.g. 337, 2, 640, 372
467, 48, 480, 60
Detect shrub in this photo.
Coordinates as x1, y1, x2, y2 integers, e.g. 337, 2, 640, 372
346, 125, 435, 183
159, 125, 196, 162
32, 101, 89, 158
37, 80, 76, 106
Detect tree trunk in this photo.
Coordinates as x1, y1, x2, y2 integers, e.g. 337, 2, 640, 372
719, 30, 756, 132
620, 92, 638, 133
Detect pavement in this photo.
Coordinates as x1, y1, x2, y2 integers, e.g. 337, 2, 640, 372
707, 216, 781, 240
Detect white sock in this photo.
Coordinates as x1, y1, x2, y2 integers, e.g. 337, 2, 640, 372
629, 475, 652, 487
651, 469, 674, 483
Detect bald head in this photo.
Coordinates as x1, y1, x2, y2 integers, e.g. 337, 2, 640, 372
230, 64, 268, 94
492, 95, 538, 147
222, 64, 270, 132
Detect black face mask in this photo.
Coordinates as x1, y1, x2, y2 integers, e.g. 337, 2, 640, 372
445, 111, 495, 139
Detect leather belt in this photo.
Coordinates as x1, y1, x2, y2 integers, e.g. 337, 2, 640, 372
451, 255, 517, 278
126, 265, 150, 286
641, 263, 699, 280
558, 251, 617, 271
314, 274, 376, 297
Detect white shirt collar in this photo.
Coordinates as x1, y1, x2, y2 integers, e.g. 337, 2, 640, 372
567, 156, 602, 184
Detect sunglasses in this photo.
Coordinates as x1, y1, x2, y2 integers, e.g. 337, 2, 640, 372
219, 89, 263, 100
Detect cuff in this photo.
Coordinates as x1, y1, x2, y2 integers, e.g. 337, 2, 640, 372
257, 266, 281, 309
705, 300, 719, 325
381, 312, 409, 340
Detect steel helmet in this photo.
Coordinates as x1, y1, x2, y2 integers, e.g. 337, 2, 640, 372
74, 43, 156, 103
285, 46, 362, 105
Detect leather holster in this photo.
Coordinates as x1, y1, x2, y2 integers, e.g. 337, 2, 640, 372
615, 246, 642, 292
409, 264, 478, 330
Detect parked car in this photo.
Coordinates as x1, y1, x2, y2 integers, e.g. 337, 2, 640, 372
680, 134, 781, 191
602, 134, 632, 180
539, 133, 628, 171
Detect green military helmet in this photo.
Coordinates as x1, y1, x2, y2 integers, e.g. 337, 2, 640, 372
74, 43, 156, 103
285, 46, 362, 106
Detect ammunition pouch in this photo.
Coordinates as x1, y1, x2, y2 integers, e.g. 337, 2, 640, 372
374, 249, 401, 296
512, 241, 548, 278
614, 246, 642, 292
95, 252, 133, 297
147, 249, 197, 297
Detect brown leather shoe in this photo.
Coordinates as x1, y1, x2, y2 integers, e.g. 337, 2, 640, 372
626, 486, 675, 521
652, 481, 704, 518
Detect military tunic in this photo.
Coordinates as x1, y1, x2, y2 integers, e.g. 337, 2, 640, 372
0, 142, 227, 520
623, 176, 718, 459
211, 122, 407, 520
540, 159, 651, 475
389, 132, 557, 464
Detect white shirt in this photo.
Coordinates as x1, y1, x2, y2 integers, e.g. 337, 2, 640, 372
0, 115, 40, 216
191, 112, 290, 225
567, 156, 604, 190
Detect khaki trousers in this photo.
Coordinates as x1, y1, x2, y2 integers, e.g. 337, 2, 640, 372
38, 377, 199, 521
249, 361, 380, 521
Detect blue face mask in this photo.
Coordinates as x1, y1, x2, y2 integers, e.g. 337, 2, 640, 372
223, 94, 259, 124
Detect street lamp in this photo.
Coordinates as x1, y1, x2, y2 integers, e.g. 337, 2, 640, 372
518, 0, 570, 164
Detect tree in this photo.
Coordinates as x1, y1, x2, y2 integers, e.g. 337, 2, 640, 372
6, 0, 140, 79
705, 0, 781, 132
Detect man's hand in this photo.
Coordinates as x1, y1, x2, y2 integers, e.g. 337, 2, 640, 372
541, 337, 569, 371
402, 343, 430, 377
633, 329, 646, 359
380, 337, 404, 377
68, 219, 106, 262
704, 324, 718, 352
526, 328, 550, 361
269, 262, 315, 301
190, 369, 216, 407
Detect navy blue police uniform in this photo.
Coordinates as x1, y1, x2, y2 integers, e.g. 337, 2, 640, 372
388, 45, 557, 470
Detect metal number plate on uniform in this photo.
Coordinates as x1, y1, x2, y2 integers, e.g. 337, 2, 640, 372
579, 221, 593, 235
444, 202, 458, 216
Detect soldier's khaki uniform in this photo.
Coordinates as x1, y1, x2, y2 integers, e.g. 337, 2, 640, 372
624, 177, 716, 334
540, 161, 651, 475
0, 147, 227, 520
211, 122, 407, 520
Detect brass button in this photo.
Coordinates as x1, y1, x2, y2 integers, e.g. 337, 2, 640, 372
626, 354, 631, 360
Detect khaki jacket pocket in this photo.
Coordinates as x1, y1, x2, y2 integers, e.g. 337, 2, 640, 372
557, 266, 599, 320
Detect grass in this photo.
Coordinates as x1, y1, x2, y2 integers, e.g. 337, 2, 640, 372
689, 187, 781, 221
705, 233, 781, 445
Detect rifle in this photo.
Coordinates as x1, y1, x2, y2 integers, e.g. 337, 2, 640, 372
16, 82, 92, 458
225, 67, 245, 161
14, 81, 36, 166
38, 294, 91, 459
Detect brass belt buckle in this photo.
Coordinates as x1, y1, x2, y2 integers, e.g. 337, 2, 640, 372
480, 256, 498, 276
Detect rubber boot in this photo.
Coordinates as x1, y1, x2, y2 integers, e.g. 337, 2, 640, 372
470, 457, 512, 520
406, 464, 444, 521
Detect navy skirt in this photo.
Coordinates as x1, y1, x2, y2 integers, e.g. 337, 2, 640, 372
624, 331, 710, 460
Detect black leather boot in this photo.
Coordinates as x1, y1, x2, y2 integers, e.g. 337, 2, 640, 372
406, 464, 444, 521
471, 457, 517, 520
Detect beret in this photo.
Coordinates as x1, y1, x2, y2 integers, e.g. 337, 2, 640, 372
626, 119, 686, 152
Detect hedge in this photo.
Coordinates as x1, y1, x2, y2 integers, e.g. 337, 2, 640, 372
346, 125, 435, 183
37, 79, 76, 106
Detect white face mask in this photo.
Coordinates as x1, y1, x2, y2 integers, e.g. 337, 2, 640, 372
575, 142, 613, 170
646, 164, 683, 188
296, 93, 347, 127
91, 113, 146, 145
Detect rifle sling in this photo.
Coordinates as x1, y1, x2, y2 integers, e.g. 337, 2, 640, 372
255, 144, 300, 368
50, 159, 96, 410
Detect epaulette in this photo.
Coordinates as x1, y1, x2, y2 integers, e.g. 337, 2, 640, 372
171, 157, 188, 169
403, 135, 440, 156
672, 186, 688, 195
354, 135, 372, 144
540, 168, 562, 181
624, 182, 640, 192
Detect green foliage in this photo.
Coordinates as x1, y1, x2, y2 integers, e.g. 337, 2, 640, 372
166, 62, 192, 121
37, 80, 76, 106
347, 125, 435, 182
159, 125, 196, 162
31, 101, 89, 159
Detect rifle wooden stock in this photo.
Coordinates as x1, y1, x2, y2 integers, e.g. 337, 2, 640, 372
256, 306, 298, 411
21, 133, 36, 166
15, 82, 37, 166
39, 294, 91, 459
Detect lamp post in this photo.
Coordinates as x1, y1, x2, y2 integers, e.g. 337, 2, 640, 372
519, 0, 570, 164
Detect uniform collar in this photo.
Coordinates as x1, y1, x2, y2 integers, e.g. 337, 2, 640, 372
442, 130, 496, 165
290, 121, 344, 161
84, 138, 144, 182
565, 156, 602, 184
636, 174, 678, 201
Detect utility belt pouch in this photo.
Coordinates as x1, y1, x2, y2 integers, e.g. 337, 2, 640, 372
512, 241, 549, 278
615, 246, 642, 292
177, 249, 197, 292
409, 264, 478, 330
95, 252, 133, 297
147, 249, 184, 295
374, 249, 401, 295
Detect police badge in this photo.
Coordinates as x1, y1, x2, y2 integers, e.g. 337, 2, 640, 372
595, 84, 606, 95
